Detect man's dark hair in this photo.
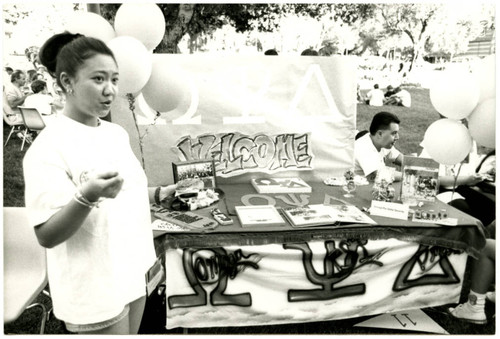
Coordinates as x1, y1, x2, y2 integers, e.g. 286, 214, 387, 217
369, 112, 400, 135
10, 70, 25, 83
31, 79, 47, 94
264, 49, 278, 55
374, 84, 379, 89
301, 48, 319, 56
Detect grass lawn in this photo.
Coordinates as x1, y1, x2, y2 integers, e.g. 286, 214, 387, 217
3, 87, 495, 334
357, 86, 441, 155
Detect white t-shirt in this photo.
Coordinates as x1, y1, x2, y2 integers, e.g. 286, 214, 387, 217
4, 82, 23, 112
396, 89, 411, 107
23, 115, 156, 325
354, 133, 401, 177
24, 93, 53, 115
366, 88, 384, 106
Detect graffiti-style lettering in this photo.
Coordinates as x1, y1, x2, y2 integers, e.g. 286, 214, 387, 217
240, 193, 310, 207
241, 194, 276, 206
275, 193, 310, 206
393, 244, 460, 291
171, 132, 314, 177
284, 240, 386, 302
168, 248, 261, 309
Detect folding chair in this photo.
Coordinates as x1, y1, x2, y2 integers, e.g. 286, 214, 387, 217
3, 90, 26, 148
18, 106, 46, 151
3, 207, 50, 334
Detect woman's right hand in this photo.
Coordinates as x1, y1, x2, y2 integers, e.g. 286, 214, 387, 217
80, 170, 124, 202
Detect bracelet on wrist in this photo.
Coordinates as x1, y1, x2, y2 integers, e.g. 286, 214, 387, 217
154, 186, 161, 204
75, 189, 100, 208
73, 195, 94, 208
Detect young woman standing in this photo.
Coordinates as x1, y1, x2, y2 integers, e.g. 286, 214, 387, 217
23, 32, 173, 334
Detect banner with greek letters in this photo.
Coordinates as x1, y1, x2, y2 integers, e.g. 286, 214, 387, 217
165, 238, 467, 329
110, 55, 358, 186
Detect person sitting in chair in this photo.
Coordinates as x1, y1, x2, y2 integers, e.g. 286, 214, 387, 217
354, 111, 403, 181
24, 80, 54, 116
5, 70, 30, 112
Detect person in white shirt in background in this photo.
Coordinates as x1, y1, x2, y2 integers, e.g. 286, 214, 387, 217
24, 79, 58, 127
385, 86, 411, 107
365, 83, 385, 106
3, 66, 13, 88
354, 111, 404, 181
24, 80, 54, 115
5, 70, 30, 113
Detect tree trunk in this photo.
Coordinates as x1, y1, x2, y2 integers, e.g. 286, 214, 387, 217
87, 4, 101, 15
189, 33, 201, 54
155, 4, 195, 54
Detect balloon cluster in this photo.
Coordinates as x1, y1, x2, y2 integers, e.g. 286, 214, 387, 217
65, 4, 185, 112
424, 56, 496, 165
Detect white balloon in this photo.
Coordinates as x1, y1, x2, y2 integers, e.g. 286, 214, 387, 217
114, 3, 166, 51
422, 119, 472, 165
468, 98, 496, 148
429, 70, 480, 120
473, 55, 496, 102
142, 55, 188, 112
107, 36, 152, 94
65, 12, 115, 42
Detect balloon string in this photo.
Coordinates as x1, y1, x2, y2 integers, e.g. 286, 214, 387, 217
127, 93, 146, 170
139, 110, 162, 141
126, 94, 162, 171
451, 162, 463, 201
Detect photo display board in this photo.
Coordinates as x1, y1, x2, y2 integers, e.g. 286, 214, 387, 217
111, 55, 358, 185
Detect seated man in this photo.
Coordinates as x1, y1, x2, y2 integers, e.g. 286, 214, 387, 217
24, 80, 54, 116
384, 86, 411, 107
354, 111, 403, 181
5, 70, 30, 112
384, 85, 396, 98
365, 83, 384, 106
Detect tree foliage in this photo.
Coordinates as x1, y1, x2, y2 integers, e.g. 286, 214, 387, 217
100, 3, 376, 53
377, 3, 495, 70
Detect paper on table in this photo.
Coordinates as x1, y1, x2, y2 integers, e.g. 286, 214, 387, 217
370, 200, 409, 220
235, 205, 286, 227
151, 219, 190, 232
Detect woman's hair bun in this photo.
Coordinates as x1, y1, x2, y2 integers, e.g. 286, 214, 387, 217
38, 32, 83, 77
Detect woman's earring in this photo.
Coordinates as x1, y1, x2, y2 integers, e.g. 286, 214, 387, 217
66, 88, 73, 96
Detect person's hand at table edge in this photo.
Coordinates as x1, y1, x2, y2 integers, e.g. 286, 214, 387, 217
148, 184, 178, 204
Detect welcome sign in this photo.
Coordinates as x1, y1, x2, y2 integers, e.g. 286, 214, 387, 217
110, 55, 358, 185
165, 239, 467, 329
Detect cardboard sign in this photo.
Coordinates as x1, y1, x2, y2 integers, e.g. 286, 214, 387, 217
110, 55, 357, 186
354, 309, 449, 334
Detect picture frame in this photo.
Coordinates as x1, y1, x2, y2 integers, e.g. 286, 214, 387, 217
172, 159, 217, 189
400, 156, 440, 204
